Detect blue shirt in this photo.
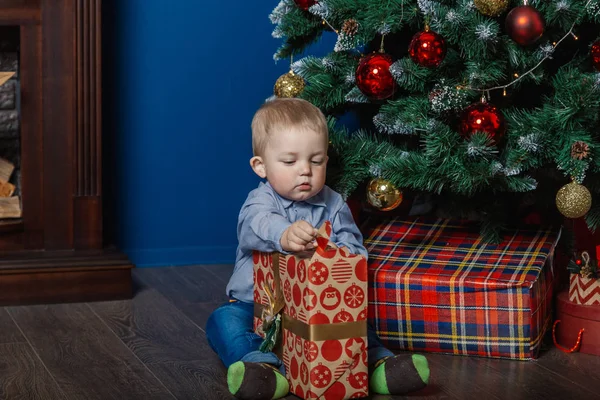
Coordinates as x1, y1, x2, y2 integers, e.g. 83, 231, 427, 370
226, 181, 368, 303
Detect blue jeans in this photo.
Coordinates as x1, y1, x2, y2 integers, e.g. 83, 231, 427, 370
205, 300, 393, 373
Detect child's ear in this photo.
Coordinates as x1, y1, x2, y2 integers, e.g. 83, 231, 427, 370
250, 156, 267, 178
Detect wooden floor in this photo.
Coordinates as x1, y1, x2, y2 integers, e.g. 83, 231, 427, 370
1, 264, 600, 400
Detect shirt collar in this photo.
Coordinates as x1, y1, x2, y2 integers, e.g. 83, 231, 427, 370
264, 181, 327, 208
305, 190, 327, 207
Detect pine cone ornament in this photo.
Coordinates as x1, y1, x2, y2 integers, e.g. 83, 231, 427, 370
571, 141, 590, 160
341, 19, 359, 36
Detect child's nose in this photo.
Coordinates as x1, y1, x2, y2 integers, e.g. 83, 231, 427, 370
299, 161, 311, 175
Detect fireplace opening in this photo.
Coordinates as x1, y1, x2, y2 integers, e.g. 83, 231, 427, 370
0, 26, 20, 220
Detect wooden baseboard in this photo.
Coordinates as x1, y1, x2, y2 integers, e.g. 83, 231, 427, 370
0, 248, 133, 306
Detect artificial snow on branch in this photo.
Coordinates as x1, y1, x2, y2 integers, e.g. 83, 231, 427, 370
269, 0, 295, 24
345, 87, 370, 103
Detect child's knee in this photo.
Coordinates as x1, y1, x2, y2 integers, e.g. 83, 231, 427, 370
206, 304, 234, 345
206, 302, 252, 346
206, 305, 225, 329
208, 302, 233, 323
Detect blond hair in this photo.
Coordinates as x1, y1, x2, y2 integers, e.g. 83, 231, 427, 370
251, 98, 328, 156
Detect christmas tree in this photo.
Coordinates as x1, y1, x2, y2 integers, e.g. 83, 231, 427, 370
269, 0, 600, 240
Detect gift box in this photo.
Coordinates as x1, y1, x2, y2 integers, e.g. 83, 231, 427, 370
568, 249, 600, 306
569, 274, 600, 306
364, 217, 559, 360
253, 221, 369, 400
555, 291, 600, 356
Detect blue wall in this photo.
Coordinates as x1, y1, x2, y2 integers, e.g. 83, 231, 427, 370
103, 1, 335, 266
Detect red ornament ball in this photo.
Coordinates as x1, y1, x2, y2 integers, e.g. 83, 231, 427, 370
293, 0, 316, 10
505, 5, 544, 46
459, 102, 506, 143
409, 29, 447, 68
592, 40, 600, 71
355, 52, 396, 100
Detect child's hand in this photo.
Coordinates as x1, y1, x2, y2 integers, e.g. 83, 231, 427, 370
281, 221, 318, 253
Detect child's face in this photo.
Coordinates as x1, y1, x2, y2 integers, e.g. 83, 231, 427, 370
252, 127, 328, 202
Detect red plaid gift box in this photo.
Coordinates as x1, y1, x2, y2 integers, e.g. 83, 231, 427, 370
253, 221, 369, 400
365, 218, 559, 360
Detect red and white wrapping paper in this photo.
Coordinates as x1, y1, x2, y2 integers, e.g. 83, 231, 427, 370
569, 273, 600, 306
253, 221, 369, 400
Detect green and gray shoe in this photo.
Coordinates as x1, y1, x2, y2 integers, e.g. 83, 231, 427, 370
227, 361, 289, 400
370, 354, 430, 395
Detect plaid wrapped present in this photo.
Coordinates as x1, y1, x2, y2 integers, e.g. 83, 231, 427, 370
365, 218, 560, 360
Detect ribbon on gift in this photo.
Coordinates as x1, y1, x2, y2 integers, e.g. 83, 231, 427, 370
578, 251, 594, 279
316, 220, 333, 249
258, 253, 286, 352
254, 303, 368, 341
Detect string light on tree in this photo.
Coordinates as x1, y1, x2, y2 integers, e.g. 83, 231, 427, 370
355, 52, 396, 100
505, 2, 545, 46
467, 13, 586, 97
408, 26, 447, 68
366, 178, 403, 211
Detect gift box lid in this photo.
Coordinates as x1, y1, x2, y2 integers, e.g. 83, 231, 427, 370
365, 218, 560, 289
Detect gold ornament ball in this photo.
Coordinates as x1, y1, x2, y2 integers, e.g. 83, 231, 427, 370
274, 71, 305, 98
473, 0, 509, 16
556, 182, 592, 219
366, 178, 403, 211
